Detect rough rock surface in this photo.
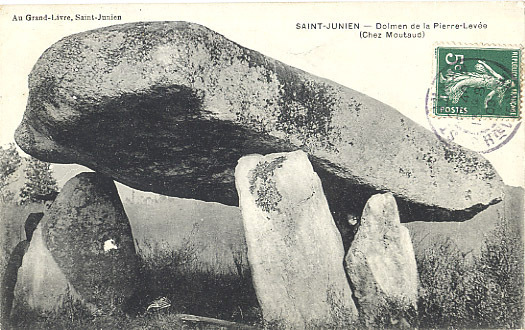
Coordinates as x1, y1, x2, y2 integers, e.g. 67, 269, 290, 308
1, 212, 44, 322
41, 172, 139, 313
12, 225, 86, 316
24, 212, 44, 241
345, 193, 419, 324
1, 241, 30, 322
235, 150, 358, 328
16, 21, 503, 222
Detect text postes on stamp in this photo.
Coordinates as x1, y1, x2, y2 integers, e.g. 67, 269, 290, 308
434, 47, 521, 119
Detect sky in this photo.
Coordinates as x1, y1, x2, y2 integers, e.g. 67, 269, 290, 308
0, 2, 523, 188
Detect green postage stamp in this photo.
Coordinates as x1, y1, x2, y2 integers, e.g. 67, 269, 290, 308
434, 47, 521, 118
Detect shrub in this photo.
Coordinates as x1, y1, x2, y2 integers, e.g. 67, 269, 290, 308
417, 237, 474, 327
416, 218, 524, 329
19, 157, 58, 205
471, 219, 524, 328
0, 143, 22, 204
371, 298, 418, 329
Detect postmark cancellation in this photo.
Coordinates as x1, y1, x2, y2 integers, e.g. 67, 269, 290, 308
427, 45, 523, 153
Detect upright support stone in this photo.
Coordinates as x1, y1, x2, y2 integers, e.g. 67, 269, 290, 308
12, 225, 87, 316
13, 172, 139, 316
1, 213, 44, 323
345, 193, 419, 325
235, 150, 358, 328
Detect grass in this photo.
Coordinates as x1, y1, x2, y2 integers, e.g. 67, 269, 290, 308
6, 237, 262, 329
10, 306, 186, 329
1, 200, 261, 329
2, 200, 523, 329
416, 217, 524, 329
133, 238, 262, 325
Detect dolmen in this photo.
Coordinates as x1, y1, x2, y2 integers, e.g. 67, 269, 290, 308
11, 21, 508, 328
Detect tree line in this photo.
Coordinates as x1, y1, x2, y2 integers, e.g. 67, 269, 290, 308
0, 143, 58, 204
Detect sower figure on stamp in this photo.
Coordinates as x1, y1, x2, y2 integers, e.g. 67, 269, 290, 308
0, 191, 58, 325
439, 60, 512, 110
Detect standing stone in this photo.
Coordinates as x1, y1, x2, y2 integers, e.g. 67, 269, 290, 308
345, 193, 418, 325
14, 172, 139, 316
12, 225, 87, 316
235, 150, 358, 328
2, 241, 30, 323
45, 172, 139, 313
1, 213, 44, 323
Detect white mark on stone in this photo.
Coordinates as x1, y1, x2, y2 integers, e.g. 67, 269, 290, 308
103, 239, 118, 252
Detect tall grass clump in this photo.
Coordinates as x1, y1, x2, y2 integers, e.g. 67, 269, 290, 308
135, 237, 261, 326
417, 217, 524, 328
472, 219, 524, 327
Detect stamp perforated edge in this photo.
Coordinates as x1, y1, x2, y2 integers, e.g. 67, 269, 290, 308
429, 41, 524, 121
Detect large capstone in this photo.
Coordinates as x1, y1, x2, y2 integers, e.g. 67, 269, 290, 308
407, 185, 525, 257
345, 193, 419, 325
235, 150, 358, 328
15, 21, 503, 223
39, 172, 138, 314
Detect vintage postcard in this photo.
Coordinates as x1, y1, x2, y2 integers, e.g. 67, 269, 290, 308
0, 2, 523, 329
